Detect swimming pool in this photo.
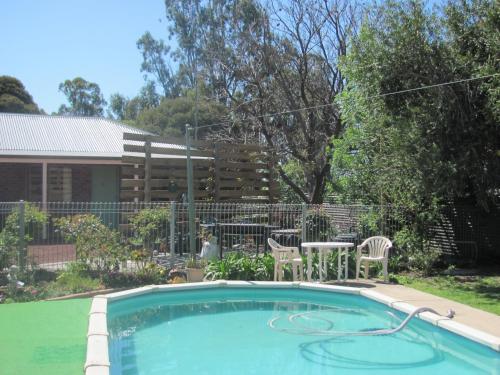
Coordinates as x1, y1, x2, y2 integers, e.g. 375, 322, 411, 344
86, 282, 500, 375
85, 282, 500, 375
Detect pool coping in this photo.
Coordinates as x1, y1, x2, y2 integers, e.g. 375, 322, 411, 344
84, 281, 500, 375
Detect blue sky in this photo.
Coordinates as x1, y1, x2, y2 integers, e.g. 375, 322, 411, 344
0, 0, 168, 114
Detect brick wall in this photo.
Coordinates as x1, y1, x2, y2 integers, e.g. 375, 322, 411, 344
72, 165, 92, 201
0, 163, 42, 201
0, 163, 92, 202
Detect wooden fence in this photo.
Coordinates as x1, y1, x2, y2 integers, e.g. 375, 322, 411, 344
120, 133, 279, 203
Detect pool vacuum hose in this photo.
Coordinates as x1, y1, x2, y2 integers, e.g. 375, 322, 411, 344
268, 306, 455, 336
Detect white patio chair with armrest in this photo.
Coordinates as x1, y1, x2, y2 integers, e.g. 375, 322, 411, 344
355, 236, 392, 282
268, 238, 304, 281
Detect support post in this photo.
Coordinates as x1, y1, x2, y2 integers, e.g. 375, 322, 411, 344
144, 140, 152, 203
18, 200, 26, 273
42, 161, 48, 239
301, 203, 307, 243
186, 125, 196, 257
170, 201, 176, 254
213, 143, 221, 202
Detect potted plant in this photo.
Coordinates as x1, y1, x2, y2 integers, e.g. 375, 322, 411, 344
185, 257, 206, 282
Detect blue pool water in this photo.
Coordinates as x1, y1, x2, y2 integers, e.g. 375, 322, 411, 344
108, 288, 499, 375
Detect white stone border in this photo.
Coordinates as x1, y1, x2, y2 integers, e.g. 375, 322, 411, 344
85, 281, 500, 375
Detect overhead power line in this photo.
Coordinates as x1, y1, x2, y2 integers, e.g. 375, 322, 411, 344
196, 73, 500, 130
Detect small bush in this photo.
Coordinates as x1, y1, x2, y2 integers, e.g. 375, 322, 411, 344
136, 262, 168, 284
205, 252, 275, 281
299, 207, 337, 242
0, 203, 48, 270
129, 208, 170, 257
102, 263, 168, 287
54, 214, 127, 272
52, 272, 102, 294
393, 227, 441, 275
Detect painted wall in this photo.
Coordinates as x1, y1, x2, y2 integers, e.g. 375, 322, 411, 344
91, 165, 120, 202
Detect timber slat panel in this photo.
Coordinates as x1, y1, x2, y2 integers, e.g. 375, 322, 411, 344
219, 180, 268, 188
219, 170, 269, 179
218, 190, 270, 198
124, 144, 212, 158
216, 143, 268, 152
218, 198, 270, 203
122, 133, 277, 202
123, 169, 209, 179
217, 152, 265, 161
123, 132, 212, 148
218, 161, 268, 170
122, 155, 145, 165
123, 155, 212, 167
121, 179, 191, 189
122, 166, 145, 176
120, 190, 144, 200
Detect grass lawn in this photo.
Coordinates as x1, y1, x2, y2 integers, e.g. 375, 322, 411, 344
0, 298, 91, 375
394, 274, 500, 315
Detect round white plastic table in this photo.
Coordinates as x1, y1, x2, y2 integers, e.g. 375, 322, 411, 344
301, 242, 355, 282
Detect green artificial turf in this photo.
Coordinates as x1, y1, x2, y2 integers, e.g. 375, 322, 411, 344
0, 298, 91, 375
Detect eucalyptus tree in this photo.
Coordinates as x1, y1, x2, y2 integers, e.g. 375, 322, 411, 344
57, 77, 107, 116
224, 0, 358, 203
141, 0, 357, 203
137, 32, 181, 98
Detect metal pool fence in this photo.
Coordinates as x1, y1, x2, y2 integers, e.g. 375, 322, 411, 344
0, 201, 403, 271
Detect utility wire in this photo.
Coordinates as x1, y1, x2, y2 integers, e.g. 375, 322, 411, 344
195, 73, 500, 131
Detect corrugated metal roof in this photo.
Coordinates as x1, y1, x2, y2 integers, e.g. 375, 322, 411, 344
0, 113, 184, 159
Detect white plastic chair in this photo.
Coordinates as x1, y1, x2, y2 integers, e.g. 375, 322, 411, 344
268, 238, 304, 281
356, 236, 392, 282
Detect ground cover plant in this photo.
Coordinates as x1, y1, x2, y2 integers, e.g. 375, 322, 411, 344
393, 274, 500, 315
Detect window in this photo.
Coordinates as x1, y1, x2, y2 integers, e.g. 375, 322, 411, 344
48, 166, 72, 201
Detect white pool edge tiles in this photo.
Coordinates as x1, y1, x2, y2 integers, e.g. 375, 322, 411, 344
84, 281, 500, 375
359, 289, 500, 352
85, 296, 110, 375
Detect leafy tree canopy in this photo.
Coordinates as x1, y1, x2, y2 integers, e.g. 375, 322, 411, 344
57, 77, 107, 116
155, 0, 358, 203
332, 0, 499, 215
0, 76, 40, 114
136, 87, 228, 138
137, 32, 181, 98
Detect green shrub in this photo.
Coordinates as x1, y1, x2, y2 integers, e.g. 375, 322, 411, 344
52, 272, 102, 294
101, 263, 168, 287
129, 208, 170, 257
54, 214, 127, 272
136, 262, 168, 284
0, 203, 47, 270
204, 252, 275, 281
299, 207, 337, 242
393, 227, 441, 275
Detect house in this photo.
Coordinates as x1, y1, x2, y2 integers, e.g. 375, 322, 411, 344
0, 113, 151, 203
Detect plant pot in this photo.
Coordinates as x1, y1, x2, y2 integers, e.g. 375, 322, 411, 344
185, 267, 204, 282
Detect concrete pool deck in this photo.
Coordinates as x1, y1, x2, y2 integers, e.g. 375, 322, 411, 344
331, 279, 500, 338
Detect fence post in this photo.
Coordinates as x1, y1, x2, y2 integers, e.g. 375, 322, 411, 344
213, 143, 221, 202
18, 200, 26, 273
144, 140, 152, 203
170, 201, 176, 254
301, 203, 307, 243
185, 124, 196, 257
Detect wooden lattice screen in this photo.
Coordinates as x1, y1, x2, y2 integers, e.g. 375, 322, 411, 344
120, 133, 279, 203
